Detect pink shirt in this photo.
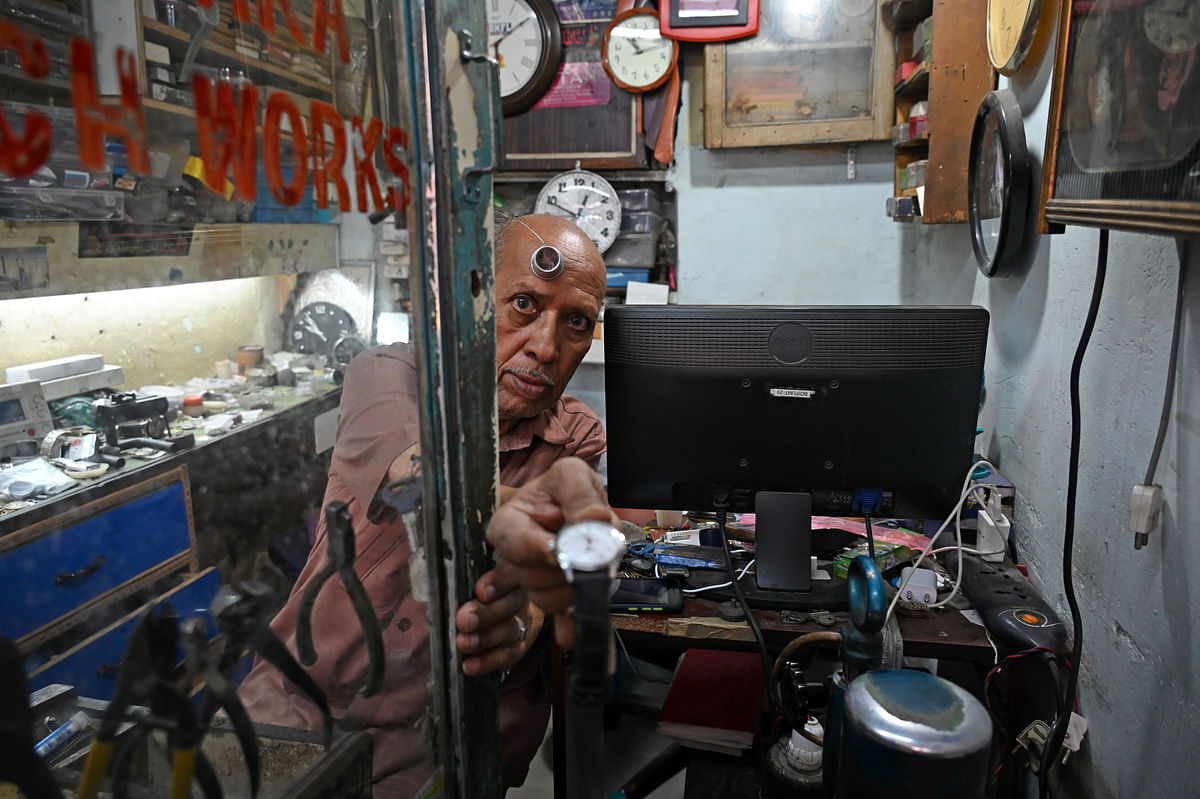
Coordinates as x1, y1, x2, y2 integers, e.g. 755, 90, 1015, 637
237, 344, 604, 795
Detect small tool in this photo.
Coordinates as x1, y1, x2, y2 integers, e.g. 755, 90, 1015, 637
296, 501, 385, 698
211, 581, 334, 746
181, 616, 261, 798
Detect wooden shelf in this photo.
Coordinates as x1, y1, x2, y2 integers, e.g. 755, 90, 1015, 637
888, 0, 994, 224
141, 18, 333, 98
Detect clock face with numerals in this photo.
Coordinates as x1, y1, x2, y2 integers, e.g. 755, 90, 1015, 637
288, 302, 357, 358
602, 8, 679, 93
488, 0, 564, 116
534, 168, 623, 254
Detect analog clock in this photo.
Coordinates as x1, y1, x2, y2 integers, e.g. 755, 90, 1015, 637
968, 90, 1032, 278
602, 7, 679, 94
288, 302, 357, 359
534, 167, 623, 254
487, 0, 564, 116
987, 0, 1045, 75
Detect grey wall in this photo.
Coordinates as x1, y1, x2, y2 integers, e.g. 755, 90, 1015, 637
644, 32, 1199, 799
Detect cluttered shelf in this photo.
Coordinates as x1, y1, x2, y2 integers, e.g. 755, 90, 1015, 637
141, 18, 335, 99
0, 378, 342, 570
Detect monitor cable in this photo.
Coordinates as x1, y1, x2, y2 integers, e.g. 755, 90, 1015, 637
714, 508, 772, 681
1038, 228, 1108, 797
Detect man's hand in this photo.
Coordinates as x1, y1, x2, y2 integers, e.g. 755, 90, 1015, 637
487, 458, 618, 646
456, 560, 543, 676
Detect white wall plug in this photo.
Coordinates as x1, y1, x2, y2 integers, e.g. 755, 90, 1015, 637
976, 505, 1009, 562
1129, 483, 1164, 549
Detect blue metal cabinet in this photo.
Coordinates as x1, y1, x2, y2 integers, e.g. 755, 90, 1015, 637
0, 479, 193, 641
28, 568, 220, 701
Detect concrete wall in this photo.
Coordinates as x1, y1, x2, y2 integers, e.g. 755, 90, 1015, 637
663, 28, 1199, 798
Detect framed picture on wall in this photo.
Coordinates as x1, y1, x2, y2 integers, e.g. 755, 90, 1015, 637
1039, 0, 1200, 235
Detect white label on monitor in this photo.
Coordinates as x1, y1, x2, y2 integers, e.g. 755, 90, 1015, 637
770, 387, 815, 399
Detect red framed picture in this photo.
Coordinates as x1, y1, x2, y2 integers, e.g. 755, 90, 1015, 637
661, 0, 759, 42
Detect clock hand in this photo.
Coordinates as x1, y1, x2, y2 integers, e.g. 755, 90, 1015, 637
302, 316, 328, 342
490, 14, 534, 50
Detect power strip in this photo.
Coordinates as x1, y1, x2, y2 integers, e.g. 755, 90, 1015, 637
943, 551, 1069, 652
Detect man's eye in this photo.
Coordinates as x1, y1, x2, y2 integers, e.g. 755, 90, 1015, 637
567, 314, 593, 332
513, 295, 535, 312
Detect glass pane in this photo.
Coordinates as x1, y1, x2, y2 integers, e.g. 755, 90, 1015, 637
724, 0, 876, 128
0, 1, 438, 794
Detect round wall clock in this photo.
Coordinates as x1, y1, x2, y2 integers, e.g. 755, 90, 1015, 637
288, 301, 358, 358
602, 7, 679, 94
534, 167, 623, 254
987, 0, 1045, 75
487, 0, 564, 116
968, 89, 1033, 278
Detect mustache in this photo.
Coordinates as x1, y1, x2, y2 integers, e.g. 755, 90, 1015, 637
504, 366, 557, 387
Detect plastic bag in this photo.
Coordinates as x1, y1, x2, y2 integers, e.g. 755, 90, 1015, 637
0, 457, 78, 501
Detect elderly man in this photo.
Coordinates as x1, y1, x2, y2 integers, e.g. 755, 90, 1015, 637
237, 214, 608, 795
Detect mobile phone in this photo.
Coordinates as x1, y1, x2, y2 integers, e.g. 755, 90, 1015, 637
609, 578, 684, 613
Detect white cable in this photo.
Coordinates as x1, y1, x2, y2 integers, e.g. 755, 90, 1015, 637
682, 558, 756, 594
885, 460, 999, 623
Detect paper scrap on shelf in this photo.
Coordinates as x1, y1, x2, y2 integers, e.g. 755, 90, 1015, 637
625, 281, 669, 305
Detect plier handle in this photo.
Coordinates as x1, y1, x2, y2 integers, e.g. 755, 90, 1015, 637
295, 501, 385, 698
211, 581, 335, 747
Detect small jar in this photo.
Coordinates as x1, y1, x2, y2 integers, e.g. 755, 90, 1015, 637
182, 395, 205, 417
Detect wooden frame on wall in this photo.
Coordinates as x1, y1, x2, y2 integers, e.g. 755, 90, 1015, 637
1040, 0, 1200, 236
703, 0, 894, 148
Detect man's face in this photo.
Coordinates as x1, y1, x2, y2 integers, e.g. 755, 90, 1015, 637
495, 215, 606, 431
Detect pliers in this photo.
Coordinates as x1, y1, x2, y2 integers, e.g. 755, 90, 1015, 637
77, 604, 224, 799
295, 501, 385, 698
181, 616, 261, 798
211, 580, 335, 747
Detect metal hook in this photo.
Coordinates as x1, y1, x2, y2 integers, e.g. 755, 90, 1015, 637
459, 29, 498, 65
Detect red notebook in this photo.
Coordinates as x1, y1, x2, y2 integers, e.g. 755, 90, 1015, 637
656, 649, 765, 754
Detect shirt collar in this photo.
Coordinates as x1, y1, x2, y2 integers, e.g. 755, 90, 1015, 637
499, 403, 573, 453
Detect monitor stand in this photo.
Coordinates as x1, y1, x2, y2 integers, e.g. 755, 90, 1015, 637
754, 490, 813, 592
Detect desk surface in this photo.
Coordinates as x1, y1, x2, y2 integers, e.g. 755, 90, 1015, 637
613, 596, 993, 662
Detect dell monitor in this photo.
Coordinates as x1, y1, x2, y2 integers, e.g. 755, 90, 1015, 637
603, 305, 989, 593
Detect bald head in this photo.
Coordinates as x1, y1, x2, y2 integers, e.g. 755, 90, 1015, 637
494, 215, 607, 432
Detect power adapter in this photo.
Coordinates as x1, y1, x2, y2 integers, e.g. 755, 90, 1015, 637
976, 506, 1009, 563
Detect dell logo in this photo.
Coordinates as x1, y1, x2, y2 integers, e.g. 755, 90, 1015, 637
768, 323, 813, 364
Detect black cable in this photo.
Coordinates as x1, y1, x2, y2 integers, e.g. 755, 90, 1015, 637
715, 511, 771, 682
1038, 228, 1107, 797
1143, 237, 1189, 484
864, 514, 877, 561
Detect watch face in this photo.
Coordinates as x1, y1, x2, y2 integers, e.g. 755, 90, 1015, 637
987, 0, 1043, 74
553, 521, 626, 573
488, 0, 564, 116
288, 302, 357, 357
602, 8, 678, 93
534, 168, 622, 254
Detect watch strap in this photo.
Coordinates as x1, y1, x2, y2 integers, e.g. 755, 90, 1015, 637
570, 568, 612, 702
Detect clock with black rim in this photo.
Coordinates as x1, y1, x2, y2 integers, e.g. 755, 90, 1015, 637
968, 89, 1033, 278
288, 302, 358, 359
488, 0, 564, 116
602, 7, 679, 94
534, 167, 623, 254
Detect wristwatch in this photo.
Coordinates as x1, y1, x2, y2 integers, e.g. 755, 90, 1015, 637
550, 521, 626, 699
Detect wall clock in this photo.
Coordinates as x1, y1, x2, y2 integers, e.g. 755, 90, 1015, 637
288, 302, 358, 359
602, 7, 680, 94
968, 90, 1033, 278
487, 0, 564, 116
987, 0, 1045, 74
534, 167, 623, 254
